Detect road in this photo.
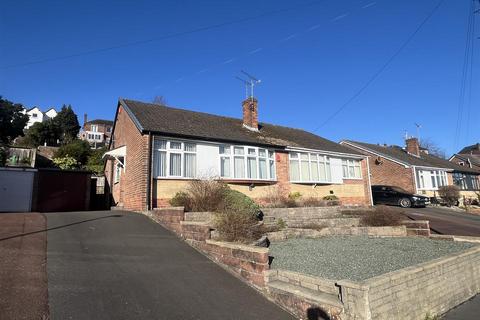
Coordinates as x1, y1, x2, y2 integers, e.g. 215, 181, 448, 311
45, 211, 295, 320
403, 206, 480, 236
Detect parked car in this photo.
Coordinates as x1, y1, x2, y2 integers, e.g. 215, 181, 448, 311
371, 185, 429, 208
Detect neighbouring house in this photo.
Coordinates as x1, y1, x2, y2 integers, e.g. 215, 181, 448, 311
104, 98, 373, 211
449, 143, 480, 172
80, 114, 114, 148
22, 107, 58, 129
340, 138, 480, 200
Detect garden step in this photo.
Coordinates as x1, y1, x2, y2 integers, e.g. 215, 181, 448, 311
267, 280, 343, 308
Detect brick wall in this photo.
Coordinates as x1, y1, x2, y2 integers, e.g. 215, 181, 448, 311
338, 245, 480, 320
105, 105, 149, 211
342, 144, 417, 194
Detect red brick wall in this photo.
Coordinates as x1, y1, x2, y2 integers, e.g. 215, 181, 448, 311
105, 105, 149, 211
274, 151, 290, 195
343, 144, 417, 194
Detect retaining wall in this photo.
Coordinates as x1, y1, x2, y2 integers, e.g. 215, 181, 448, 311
267, 226, 407, 241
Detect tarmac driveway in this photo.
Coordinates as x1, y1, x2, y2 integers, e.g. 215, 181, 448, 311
46, 211, 295, 320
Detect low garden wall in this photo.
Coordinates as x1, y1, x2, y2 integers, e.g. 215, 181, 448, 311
267, 226, 407, 241
338, 245, 480, 320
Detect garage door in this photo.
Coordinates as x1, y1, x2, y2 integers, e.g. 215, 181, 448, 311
0, 168, 35, 212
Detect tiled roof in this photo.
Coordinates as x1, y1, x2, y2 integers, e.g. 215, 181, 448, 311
342, 140, 480, 174
451, 154, 480, 168
459, 143, 480, 154
119, 99, 361, 156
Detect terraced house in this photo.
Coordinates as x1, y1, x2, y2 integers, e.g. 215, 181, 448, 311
104, 98, 372, 211
340, 138, 480, 201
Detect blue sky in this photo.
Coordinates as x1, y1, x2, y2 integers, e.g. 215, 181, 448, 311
0, 0, 478, 156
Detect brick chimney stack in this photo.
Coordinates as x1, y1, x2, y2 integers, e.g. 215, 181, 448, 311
406, 137, 420, 156
242, 98, 258, 131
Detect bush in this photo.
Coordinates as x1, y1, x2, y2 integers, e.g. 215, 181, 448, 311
438, 185, 460, 207
360, 206, 404, 227
54, 140, 91, 165
169, 191, 192, 211
214, 189, 261, 243
52, 155, 79, 170
186, 179, 229, 212
323, 195, 338, 201
288, 192, 302, 201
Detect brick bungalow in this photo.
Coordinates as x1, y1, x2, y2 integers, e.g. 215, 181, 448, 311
340, 138, 480, 200
104, 98, 373, 211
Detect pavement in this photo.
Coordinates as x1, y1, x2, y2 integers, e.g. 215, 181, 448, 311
0, 213, 49, 320
403, 206, 480, 236
45, 211, 295, 320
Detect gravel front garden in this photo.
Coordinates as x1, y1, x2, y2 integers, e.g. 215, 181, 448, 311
269, 236, 477, 281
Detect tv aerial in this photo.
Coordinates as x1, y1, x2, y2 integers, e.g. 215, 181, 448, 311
236, 70, 261, 99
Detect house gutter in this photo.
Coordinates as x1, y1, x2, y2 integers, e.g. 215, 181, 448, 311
146, 132, 153, 211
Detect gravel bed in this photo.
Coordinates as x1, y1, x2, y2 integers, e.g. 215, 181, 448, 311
269, 236, 476, 281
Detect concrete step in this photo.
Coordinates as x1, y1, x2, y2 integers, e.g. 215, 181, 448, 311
111, 205, 124, 211
267, 280, 343, 308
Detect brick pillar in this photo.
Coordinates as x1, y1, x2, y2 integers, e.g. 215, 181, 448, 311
275, 151, 290, 195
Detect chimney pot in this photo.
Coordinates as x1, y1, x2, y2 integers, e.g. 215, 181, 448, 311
242, 98, 259, 131
406, 138, 420, 156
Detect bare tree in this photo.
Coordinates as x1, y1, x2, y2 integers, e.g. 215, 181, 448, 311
420, 138, 446, 159
152, 95, 167, 106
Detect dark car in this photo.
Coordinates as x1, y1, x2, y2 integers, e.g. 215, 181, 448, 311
371, 185, 429, 208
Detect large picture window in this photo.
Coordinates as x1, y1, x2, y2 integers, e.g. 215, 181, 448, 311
153, 139, 196, 178
289, 152, 331, 183
342, 159, 362, 179
415, 169, 447, 190
220, 145, 275, 180
453, 172, 480, 190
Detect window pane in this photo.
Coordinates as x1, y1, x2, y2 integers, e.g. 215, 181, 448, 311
311, 162, 319, 181
431, 171, 436, 188
221, 157, 230, 177
248, 148, 256, 155
268, 151, 274, 159
219, 145, 230, 155
269, 160, 275, 180
155, 139, 166, 150
325, 161, 331, 181
354, 164, 361, 178
301, 160, 310, 181
169, 153, 181, 176
184, 143, 196, 152
259, 149, 266, 157
342, 164, 348, 178
290, 152, 298, 159
348, 165, 355, 177
234, 147, 244, 155
259, 158, 267, 179
319, 162, 326, 181
290, 160, 300, 181
300, 153, 308, 160
153, 150, 166, 177
170, 142, 181, 149
234, 157, 245, 178
184, 153, 196, 178
247, 157, 257, 179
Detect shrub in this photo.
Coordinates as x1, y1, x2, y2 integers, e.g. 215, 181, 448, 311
52, 155, 79, 170
301, 197, 327, 207
276, 218, 287, 230
214, 188, 261, 242
54, 140, 91, 165
169, 191, 192, 211
360, 206, 404, 227
288, 192, 302, 201
323, 195, 338, 201
186, 179, 229, 212
438, 185, 460, 207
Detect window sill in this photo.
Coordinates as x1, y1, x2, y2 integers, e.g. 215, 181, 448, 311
342, 177, 363, 180
217, 179, 277, 185
290, 181, 336, 185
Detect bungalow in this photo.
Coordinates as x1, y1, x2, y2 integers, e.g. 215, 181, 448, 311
449, 143, 480, 172
340, 138, 480, 201
104, 98, 372, 211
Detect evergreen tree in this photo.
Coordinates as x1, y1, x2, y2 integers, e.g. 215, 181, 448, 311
54, 104, 80, 143
0, 97, 29, 144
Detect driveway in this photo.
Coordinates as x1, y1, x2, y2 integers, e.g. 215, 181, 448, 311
46, 211, 295, 320
403, 206, 480, 236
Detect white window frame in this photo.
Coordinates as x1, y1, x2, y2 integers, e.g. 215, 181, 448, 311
342, 159, 362, 179
153, 138, 197, 179
289, 152, 332, 183
91, 125, 98, 132
218, 145, 276, 181
415, 169, 447, 190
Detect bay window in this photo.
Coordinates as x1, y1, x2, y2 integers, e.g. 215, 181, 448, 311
220, 145, 275, 180
453, 172, 480, 190
153, 139, 196, 178
342, 159, 361, 179
415, 169, 447, 190
289, 152, 331, 182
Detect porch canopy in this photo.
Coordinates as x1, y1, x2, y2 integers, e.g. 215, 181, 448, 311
103, 146, 126, 166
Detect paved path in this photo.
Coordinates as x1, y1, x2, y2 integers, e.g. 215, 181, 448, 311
46, 211, 295, 320
443, 295, 480, 319
403, 206, 480, 236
